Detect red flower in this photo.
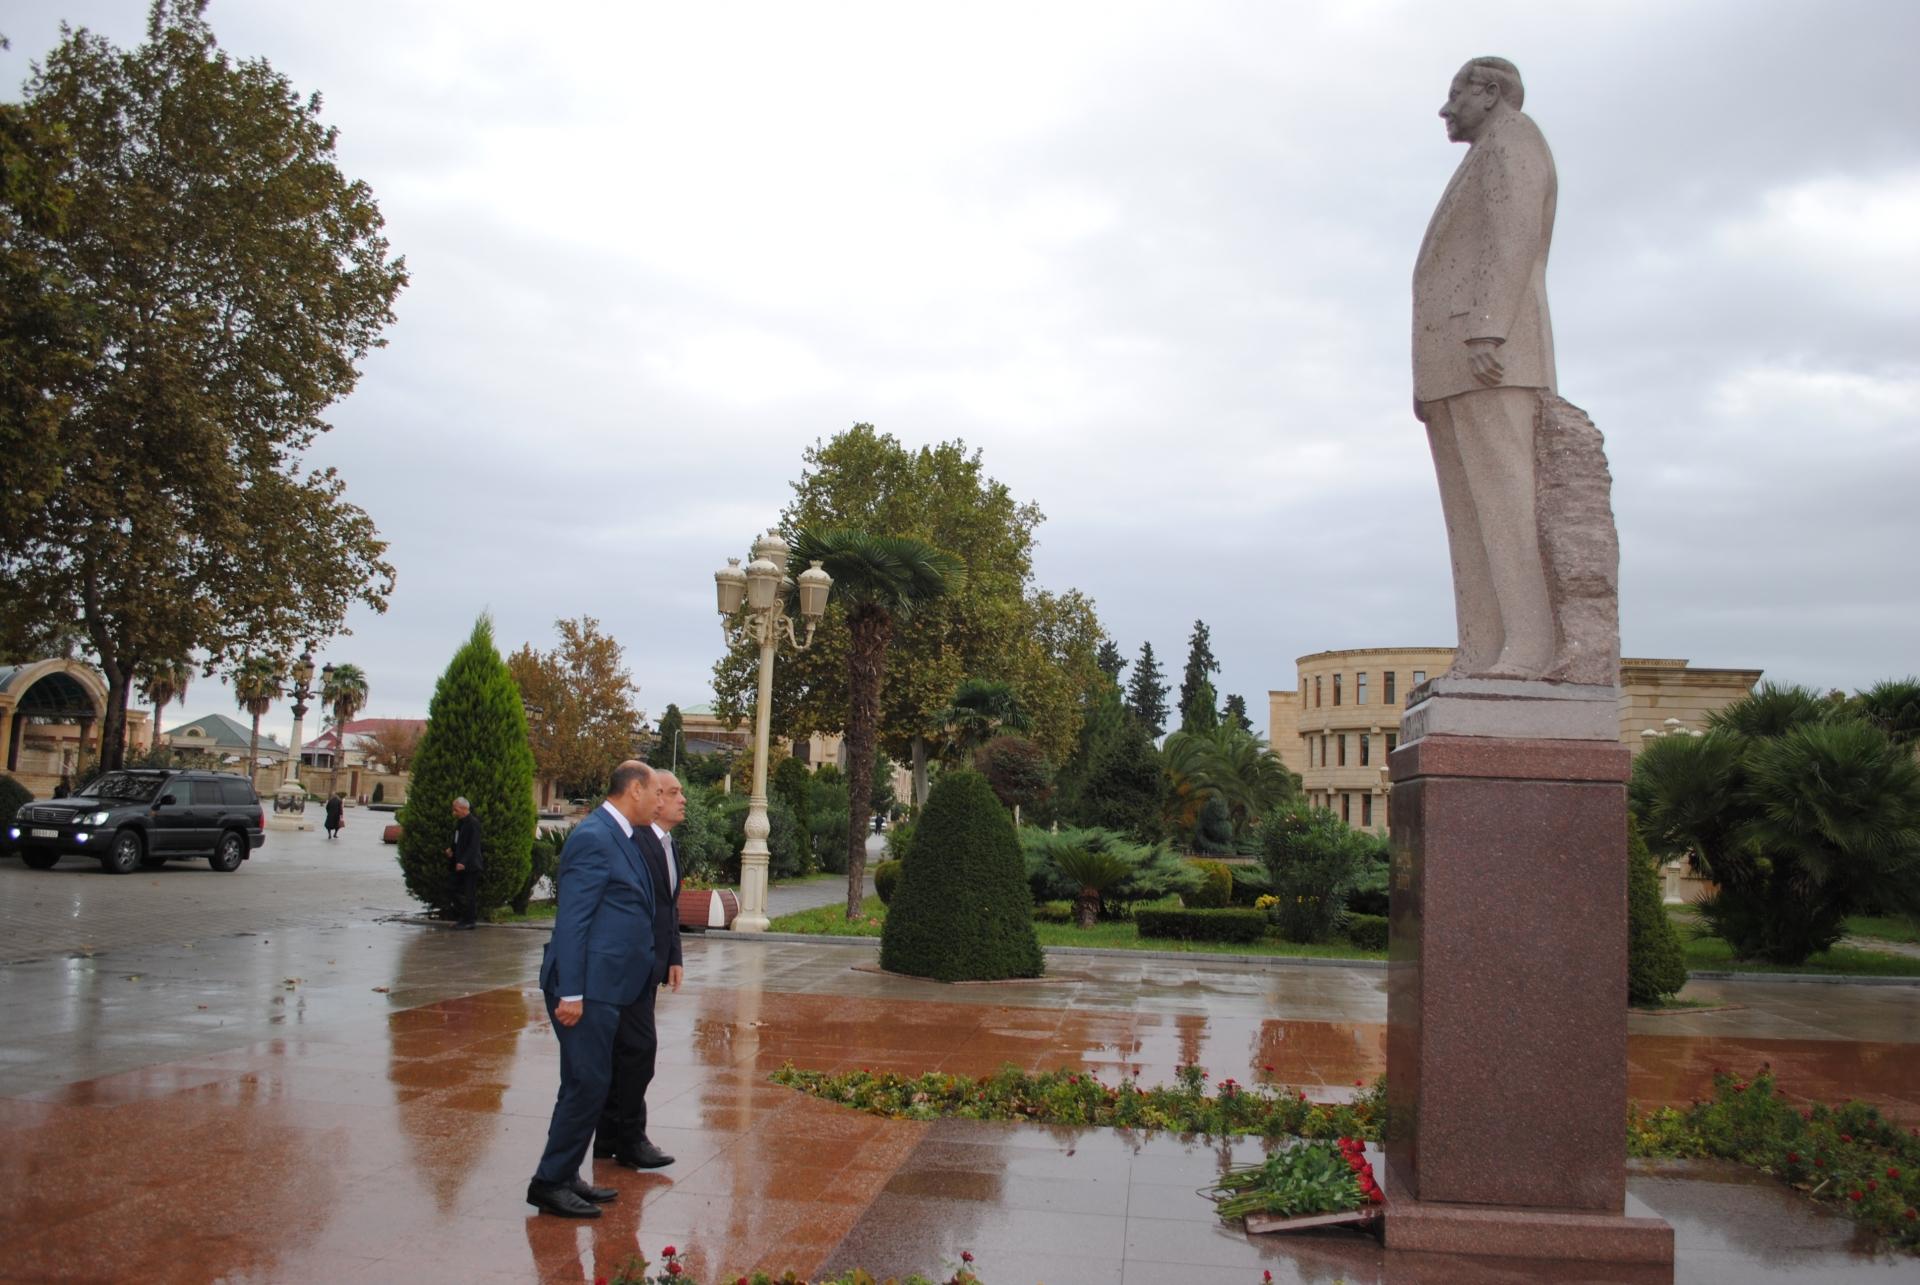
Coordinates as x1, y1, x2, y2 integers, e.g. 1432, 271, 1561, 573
663, 1246, 677, 1257
1264, 1273, 1274, 1283
1354, 1080, 1364, 1087
1841, 1134, 1853, 1143
1263, 1064, 1275, 1072
1866, 1180, 1878, 1192
1815, 1157, 1826, 1168
962, 1251, 974, 1263
1890, 1167, 1902, 1179
1786, 1152, 1800, 1163
1849, 1190, 1863, 1202
1908, 1209, 1918, 1221
666, 1264, 681, 1278
1733, 1083, 1747, 1093
1368, 1187, 1385, 1204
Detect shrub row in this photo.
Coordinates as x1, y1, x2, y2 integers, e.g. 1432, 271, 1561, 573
1135, 907, 1269, 944
1345, 913, 1388, 951
1184, 858, 1234, 908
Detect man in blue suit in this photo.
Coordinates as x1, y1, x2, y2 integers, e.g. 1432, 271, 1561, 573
526, 760, 660, 1218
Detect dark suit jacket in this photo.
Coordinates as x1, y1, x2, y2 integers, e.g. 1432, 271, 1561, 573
1413, 108, 1557, 403
637, 826, 683, 985
451, 812, 484, 870
540, 806, 657, 1006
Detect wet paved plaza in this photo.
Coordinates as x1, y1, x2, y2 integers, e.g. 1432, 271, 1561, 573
2, 821, 1917, 1281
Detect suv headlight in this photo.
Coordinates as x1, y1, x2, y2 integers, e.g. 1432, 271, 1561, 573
87, 811, 111, 826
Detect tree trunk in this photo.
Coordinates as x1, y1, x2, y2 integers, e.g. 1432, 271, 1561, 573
844, 610, 893, 919
152, 696, 168, 762
1076, 887, 1099, 930
911, 735, 930, 807
249, 714, 261, 791
99, 667, 132, 771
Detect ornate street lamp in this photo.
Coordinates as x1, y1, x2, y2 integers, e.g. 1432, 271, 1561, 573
714, 531, 832, 931
283, 647, 318, 789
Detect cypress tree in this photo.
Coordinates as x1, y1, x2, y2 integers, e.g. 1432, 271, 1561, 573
771, 754, 815, 871
397, 615, 536, 916
1627, 820, 1687, 1005
881, 771, 1042, 981
1178, 620, 1221, 719
1126, 641, 1170, 737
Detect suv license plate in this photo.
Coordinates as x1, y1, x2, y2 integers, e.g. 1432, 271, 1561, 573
32, 828, 58, 838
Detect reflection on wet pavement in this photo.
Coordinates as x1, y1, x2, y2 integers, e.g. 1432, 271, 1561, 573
0, 929, 1916, 1281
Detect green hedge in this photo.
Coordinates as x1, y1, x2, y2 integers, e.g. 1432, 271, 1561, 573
873, 858, 903, 905
1345, 913, 1388, 951
1628, 820, 1687, 1004
1135, 907, 1269, 944
1184, 857, 1233, 908
880, 771, 1042, 981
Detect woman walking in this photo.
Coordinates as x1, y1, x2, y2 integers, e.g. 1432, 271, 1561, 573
324, 793, 345, 841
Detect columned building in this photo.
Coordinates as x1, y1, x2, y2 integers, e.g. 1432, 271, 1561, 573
1269, 649, 1762, 836
0, 659, 152, 796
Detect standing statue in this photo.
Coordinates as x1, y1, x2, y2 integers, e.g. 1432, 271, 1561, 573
1413, 57, 1618, 688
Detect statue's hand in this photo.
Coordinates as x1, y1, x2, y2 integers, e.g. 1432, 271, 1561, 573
1468, 338, 1505, 387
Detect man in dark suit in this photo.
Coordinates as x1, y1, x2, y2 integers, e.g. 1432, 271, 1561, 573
1412, 56, 1559, 680
447, 797, 484, 928
595, 768, 685, 1169
526, 761, 660, 1218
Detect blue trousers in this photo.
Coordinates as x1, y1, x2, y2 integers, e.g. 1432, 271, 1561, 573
532, 993, 620, 1186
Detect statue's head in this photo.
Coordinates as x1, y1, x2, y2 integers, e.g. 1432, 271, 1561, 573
1441, 57, 1523, 143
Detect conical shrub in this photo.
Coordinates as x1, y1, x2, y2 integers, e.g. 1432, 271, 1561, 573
1627, 820, 1687, 1005
880, 770, 1042, 981
397, 615, 535, 916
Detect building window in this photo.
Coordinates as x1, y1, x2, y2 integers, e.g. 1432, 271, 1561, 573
1337, 734, 1347, 767
1386, 732, 1398, 755
1385, 671, 1397, 705
1362, 794, 1374, 827
1360, 733, 1371, 766
1342, 793, 1352, 823
1333, 674, 1343, 706
1356, 672, 1368, 705
1315, 675, 1322, 707
1308, 737, 1316, 768
1413, 670, 1427, 687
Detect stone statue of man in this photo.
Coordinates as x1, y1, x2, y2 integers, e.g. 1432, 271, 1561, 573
1414, 56, 1570, 681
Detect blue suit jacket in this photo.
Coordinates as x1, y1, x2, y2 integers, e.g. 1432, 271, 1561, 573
539, 806, 657, 1007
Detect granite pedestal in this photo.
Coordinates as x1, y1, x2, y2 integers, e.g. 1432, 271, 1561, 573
1383, 730, 1674, 1267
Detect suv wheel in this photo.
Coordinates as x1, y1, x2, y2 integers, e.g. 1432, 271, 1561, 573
23, 850, 60, 870
102, 829, 143, 875
210, 830, 246, 873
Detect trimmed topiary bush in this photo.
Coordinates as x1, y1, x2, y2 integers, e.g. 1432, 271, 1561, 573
370, 782, 385, 804
880, 771, 1042, 981
397, 616, 536, 916
1135, 907, 1268, 944
873, 858, 903, 905
1345, 913, 1389, 951
1184, 858, 1233, 908
1628, 820, 1687, 1005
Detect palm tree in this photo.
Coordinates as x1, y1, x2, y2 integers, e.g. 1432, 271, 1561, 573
232, 656, 280, 786
322, 663, 370, 730
939, 677, 1027, 761
1028, 828, 1140, 928
789, 529, 965, 918
1857, 677, 1920, 748
1162, 725, 1295, 842
138, 659, 192, 760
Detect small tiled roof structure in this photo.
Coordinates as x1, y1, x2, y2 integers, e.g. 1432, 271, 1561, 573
302, 717, 426, 756
166, 713, 288, 760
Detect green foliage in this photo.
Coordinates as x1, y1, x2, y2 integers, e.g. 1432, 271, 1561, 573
974, 734, 1053, 813
1628, 1069, 1920, 1252
884, 815, 915, 866
370, 782, 384, 803
1632, 686, 1920, 964
1180, 678, 1220, 736
881, 771, 1041, 980
320, 662, 369, 726
770, 756, 815, 872
1627, 821, 1687, 1004
1346, 833, 1392, 916
1163, 724, 1296, 848
671, 786, 732, 883
1857, 677, 1920, 748
1261, 805, 1365, 943
514, 823, 571, 915
1062, 698, 1165, 841
1095, 640, 1127, 683
1135, 907, 1269, 944
1228, 862, 1273, 906
1178, 620, 1221, 730
2, 2, 404, 768
1184, 858, 1234, 908
873, 859, 903, 905
717, 793, 803, 880
1019, 825, 1199, 919
940, 677, 1028, 760
649, 703, 684, 768
1222, 693, 1253, 733
396, 616, 536, 915
1126, 641, 1170, 737
1207, 1139, 1378, 1221
1345, 913, 1389, 951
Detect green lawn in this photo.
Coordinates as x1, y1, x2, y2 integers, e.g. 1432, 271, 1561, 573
1681, 933, 1920, 977
1845, 913, 1920, 945
768, 896, 1387, 960
487, 900, 557, 924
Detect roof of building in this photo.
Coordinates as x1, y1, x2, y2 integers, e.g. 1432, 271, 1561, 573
166, 713, 288, 755
303, 718, 426, 753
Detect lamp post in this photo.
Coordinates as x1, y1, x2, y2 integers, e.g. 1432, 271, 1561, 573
714, 531, 832, 932
283, 648, 319, 788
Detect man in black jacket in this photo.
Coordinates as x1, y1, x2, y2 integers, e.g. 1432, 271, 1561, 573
446, 797, 483, 929
595, 769, 685, 1168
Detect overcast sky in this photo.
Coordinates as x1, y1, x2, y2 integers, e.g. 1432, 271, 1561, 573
5, 0, 1917, 747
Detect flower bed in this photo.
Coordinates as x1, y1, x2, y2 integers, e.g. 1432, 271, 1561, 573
610, 1245, 983, 1284
1630, 1068, 1920, 1251
771, 1061, 1385, 1138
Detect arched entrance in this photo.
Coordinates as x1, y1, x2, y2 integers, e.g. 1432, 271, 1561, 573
0, 660, 109, 792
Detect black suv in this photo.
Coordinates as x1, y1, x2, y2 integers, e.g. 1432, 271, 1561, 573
9, 769, 266, 874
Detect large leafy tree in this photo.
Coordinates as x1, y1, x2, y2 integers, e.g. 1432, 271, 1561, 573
0, 2, 404, 768
1631, 684, 1920, 964
507, 616, 640, 803
786, 528, 963, 916
398, 616, 536, 916
1126, 641, 1170, 737
712, 426, 1107, 803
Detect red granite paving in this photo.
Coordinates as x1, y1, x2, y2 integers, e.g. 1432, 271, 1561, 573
1, 981, 1915, 1281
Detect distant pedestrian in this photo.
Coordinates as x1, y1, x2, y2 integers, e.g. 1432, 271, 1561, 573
446, 797, 483, 929
324, 793, 345, 840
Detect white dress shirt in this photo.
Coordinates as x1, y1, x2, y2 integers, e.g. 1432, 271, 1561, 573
650, 822, 678, 890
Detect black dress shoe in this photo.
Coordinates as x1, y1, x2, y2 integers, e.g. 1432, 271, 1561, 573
526, 1180, 603, 1217
569, 1178, 618, 1204
608, 1140, 675, 1169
